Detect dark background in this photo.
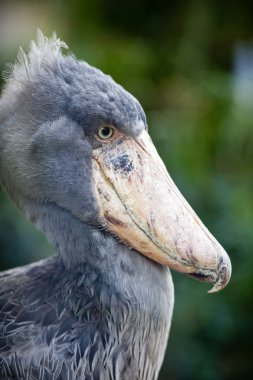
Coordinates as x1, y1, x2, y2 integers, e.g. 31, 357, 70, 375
0, 0, 253, 379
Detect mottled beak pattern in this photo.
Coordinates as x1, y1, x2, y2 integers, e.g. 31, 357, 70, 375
93, 130, 231, 293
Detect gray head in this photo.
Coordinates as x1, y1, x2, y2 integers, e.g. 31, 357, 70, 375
0, 31, 145, 221
0, 31, 231, 292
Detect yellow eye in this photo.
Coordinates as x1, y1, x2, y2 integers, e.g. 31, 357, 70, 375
97, 126, 114, 140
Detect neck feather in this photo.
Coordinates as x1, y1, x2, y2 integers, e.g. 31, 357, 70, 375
24, 200, 173, 312
21, 200, 174, 378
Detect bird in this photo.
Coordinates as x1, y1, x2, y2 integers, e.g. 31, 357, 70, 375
0, 31, 231, 380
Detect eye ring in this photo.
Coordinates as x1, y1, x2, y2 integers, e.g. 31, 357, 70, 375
96, 126, 115, 140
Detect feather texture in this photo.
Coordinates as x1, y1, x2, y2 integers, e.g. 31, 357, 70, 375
3, 29, 68, 83
0, 253, 173, 380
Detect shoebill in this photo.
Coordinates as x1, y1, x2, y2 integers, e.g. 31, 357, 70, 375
0, 32, 231, 380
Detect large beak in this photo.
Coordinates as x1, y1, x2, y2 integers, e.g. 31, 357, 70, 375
92, 130, 231, 293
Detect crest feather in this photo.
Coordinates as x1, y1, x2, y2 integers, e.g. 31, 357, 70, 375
3, 30, 68, 84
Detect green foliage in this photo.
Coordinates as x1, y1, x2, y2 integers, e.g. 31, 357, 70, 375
0, 1, 252, 378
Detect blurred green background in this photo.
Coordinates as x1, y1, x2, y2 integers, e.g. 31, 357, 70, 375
0, 0, 252, 379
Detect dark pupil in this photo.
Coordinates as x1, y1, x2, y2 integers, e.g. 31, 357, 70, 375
101, 127, 111, 137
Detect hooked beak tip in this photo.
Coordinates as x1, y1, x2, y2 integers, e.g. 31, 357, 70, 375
208, 256, 232, 293
187, 250, 232, 293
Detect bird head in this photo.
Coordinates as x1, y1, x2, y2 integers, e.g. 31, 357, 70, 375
0, 31, 231, 292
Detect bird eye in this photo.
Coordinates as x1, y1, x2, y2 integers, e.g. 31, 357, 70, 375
97, 126, 115, 140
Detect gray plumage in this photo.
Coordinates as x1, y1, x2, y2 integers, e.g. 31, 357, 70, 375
0, 32, 173, 379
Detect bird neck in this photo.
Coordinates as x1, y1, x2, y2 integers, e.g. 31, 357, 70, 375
24, 200, 172, 312
24, 200, 109, 267
23, 200, 174, 378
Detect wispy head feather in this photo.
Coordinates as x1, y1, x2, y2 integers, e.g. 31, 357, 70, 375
3, 29, 68, 84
